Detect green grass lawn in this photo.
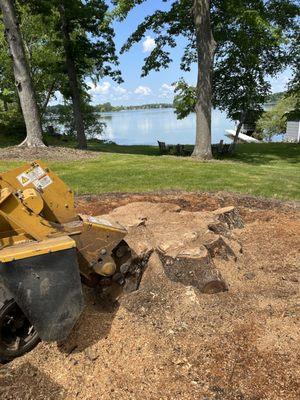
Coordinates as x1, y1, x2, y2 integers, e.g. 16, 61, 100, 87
0, 138, 299, 200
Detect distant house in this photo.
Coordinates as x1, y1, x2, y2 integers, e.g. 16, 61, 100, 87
285, 120, 300, 143
283, 108, 300, 143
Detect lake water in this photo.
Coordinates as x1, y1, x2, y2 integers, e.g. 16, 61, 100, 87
99, 108, 235, 145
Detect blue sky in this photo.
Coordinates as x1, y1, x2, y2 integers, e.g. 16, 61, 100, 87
85, 1, 292, 106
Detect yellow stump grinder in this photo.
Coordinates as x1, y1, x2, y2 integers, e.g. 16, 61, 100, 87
0, 161, 143, 362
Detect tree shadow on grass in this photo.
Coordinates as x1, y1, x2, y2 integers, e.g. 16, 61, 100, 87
87, 140, 194, 156
0, 362, 66, 399
90, 142, 300, 164
88, 142, 161, 156
221, 143, 300, 165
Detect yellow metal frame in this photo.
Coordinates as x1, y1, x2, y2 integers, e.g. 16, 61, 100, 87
0, 160, 75, 223
0, 189, 57, 241
0, 236, 76, 263
0, 161, 128, 279
0, 160, 77, 246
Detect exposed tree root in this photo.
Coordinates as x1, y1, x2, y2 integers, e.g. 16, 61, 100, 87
18, 137, 46, 148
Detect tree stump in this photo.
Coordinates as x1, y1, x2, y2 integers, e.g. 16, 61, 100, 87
102, 202, 244, 295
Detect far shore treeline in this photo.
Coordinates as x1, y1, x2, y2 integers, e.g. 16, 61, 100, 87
92, 102, 173, 112
49, 92, 286, 114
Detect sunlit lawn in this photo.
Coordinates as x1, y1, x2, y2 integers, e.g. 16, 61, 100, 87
0, 141, 299, 200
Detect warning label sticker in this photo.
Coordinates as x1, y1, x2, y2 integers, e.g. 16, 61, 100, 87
17, 164, 53, 190
32, 175, 53, 190
26, 166, 44, 182
17, 173, 31, 186
17, 165, 45, 187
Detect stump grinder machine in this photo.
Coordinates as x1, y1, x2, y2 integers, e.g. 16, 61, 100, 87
0, 161, 141, 362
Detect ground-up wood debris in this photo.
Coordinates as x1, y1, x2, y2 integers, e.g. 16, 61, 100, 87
0, 146, 100, 161
0, 192, 299, 400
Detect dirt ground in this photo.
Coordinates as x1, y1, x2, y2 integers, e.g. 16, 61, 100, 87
0, 192, 299, 400
0, 146, 100, 161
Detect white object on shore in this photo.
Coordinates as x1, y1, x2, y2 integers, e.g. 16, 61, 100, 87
225, 129, 261, 143
284, 121, 300, 143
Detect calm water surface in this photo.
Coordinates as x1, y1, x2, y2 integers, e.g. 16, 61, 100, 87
100, 108, 235, 145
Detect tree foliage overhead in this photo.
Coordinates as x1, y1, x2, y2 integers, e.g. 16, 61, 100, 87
0, 0, 123, 143
27, 0, 123, 90
114, 0, 299, 122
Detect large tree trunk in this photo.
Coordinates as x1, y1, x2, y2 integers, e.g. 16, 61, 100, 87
192, 0, 216, 160
0, 0, 45, 147
59, 4, 87, 150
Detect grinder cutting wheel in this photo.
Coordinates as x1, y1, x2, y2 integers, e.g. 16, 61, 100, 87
0, 161, 144, 362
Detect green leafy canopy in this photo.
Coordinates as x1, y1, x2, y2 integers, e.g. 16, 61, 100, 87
0, 0, 124, 139
113, 0, 299, 122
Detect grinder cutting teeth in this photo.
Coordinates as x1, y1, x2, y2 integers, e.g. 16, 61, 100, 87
0, 161, 146, 362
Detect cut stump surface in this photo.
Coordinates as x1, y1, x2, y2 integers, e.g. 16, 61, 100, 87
102, 202, 244, 294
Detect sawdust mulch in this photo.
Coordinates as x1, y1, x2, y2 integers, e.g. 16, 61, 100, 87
0, 146, 101, 161
0, 192, 299, 400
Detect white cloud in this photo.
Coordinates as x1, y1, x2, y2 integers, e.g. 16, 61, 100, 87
89, 81, 111, 95
142, 36, 156, 53
159, 83, 176, 100
161, 83, 174, 92
113, 86, 127, 95
134, 86, 152, 96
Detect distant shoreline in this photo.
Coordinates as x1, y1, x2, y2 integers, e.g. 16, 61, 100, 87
97, 103, 174, 112
100, 107, 175, 114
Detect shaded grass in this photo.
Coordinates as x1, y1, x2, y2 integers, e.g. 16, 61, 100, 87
0, 134, 160, 155
225, 142, 300, 165
0, 141, 299, 200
